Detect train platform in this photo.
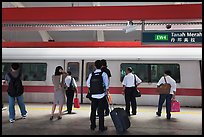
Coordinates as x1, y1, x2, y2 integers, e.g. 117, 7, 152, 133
2, 103, 202, 135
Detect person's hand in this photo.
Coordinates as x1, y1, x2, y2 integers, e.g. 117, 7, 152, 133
122, 91, 125, 95
172, 94, 176, 100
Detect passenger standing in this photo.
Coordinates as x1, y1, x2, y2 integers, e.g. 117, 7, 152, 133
122, 67, 142, 116
64, 71, 78, 114
100, 59, 111, 116
86, 60, 109, 132
156, 70, 176, 120
4, 63, 27, 123
50, 66, 67, 120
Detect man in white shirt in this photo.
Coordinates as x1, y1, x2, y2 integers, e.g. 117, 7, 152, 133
64, 71, 78, 114
86, 60, 109, 132
122, 67, 142, 116
156, 70, 176, 120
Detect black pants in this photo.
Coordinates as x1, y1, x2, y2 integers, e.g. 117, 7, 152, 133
125, 87, 137, 115
90, 96, 106, 130
97, 95, 109, 115
65, 90, 75, 113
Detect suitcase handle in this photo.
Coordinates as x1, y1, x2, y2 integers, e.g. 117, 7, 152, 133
105, 94, 114, 111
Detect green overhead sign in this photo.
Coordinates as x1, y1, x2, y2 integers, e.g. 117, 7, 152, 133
142, 30, 202, 44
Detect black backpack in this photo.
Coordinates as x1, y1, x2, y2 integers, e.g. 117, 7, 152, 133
89, 72, 105, 95
7, 72, 24, 97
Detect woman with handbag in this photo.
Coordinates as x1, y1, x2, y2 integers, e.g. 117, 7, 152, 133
122, 67, 142, 116
156, 70, 176, 120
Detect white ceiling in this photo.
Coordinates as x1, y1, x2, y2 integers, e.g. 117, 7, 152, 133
2, 2, 202, 42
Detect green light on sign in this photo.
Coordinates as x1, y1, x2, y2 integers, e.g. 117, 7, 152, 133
154, 34, 168, 41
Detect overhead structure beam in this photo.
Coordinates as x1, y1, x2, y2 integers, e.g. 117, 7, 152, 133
2, 42, 202, 48
9, 2, 54, 41
2, 4, 202, 22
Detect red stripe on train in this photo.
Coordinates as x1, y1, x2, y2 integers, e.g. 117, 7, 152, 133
2, 85, 202, 96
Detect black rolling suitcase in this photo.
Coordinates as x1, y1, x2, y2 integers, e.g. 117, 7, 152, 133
107, 96, 131, 133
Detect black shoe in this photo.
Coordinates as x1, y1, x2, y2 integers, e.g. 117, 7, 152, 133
104, 113, 109, 116
99, 126, 108, 132
90, 125, 96, 131
132, 113, 136, 115
156, 112, 161, 117
49, 116, 54, 120
57, 116, 62, 120
167, 114, 171, 120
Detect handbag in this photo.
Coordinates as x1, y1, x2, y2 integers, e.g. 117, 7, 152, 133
156, 76, 171, 94
134, 75, 141, 97
74, 97, 80, 108
171, 99, 180, 112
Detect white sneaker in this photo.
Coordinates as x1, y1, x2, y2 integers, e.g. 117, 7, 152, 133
9, 119, 15, 123
21, 114, 27, 119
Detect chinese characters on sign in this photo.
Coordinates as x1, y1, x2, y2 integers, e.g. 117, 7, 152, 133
142, 31, 202, 44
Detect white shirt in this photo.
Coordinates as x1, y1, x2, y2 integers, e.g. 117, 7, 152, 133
86, 69, 109, 99
157, 75, 176, 94
65, 75, 77, 88
122, 73, 142, 87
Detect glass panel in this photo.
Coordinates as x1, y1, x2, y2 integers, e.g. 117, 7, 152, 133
2, 63, 47, 81
86, 62, 95, 80
120, 63, 180, 83
67, 62, 79, 81
120, 63, 148, 82
150, 64, 180, 83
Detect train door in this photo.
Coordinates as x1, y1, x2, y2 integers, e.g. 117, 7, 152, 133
64, 59, 95, 104
64, 60, 81, 101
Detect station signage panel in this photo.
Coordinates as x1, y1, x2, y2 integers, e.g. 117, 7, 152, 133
142, 30, 202, 44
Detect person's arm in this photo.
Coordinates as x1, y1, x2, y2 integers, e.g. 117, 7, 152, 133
136, 75, 142, 86
121, 76, 126, 95
73, 78, 78, 97
102, 73, 109, 93
86, 73, 92, 88
122, 85, 125, 95
171, 79, 177, 100
157, 77, 164, 87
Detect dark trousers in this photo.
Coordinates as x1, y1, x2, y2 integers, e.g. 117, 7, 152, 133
125, 87, 137, 115
157, 94, 172, 118
97, 95, 109, 115
65, 90, 75, 113
90, 96, 106, 130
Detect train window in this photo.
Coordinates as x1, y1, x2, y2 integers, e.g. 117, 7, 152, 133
67, 62, 79, 81
86, 62, 95, 80
2, 63, 47, 81
150, 64, 180, 83
120, 63, 180, 83
120, 63, 149, 82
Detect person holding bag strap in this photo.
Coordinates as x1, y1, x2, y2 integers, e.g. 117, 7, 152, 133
156, 70, 176, 120
122, 67, 142, 116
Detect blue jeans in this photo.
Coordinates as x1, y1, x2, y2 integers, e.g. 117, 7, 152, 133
8, 94, 27, 120
157, 94, 172, 118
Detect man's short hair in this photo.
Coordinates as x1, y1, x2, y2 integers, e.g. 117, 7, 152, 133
11, 63, 19, 70
67, 71, 72, 75
164, 70, 171, 76
101, 59, 107, 67
95, 60, 102, 69
127, 67, 133, 73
